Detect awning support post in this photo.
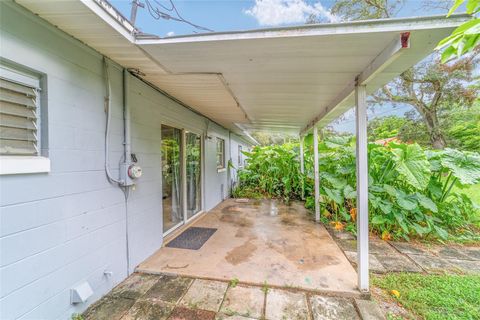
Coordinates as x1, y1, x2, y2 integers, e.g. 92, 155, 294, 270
300, 136, 305, 200
355, 82, 369, 292
313, 127, 320, 222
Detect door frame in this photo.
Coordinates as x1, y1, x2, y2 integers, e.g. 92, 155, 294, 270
161, 123, 205, 236
184, 129, 205, 224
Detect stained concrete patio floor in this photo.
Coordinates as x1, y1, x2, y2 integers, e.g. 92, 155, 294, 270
137, 199, 359, 296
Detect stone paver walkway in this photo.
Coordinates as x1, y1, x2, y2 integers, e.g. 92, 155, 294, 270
328, 228, 480, 275
83, 273, 385, 320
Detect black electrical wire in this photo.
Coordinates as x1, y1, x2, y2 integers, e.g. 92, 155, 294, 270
144, 0, 213, 32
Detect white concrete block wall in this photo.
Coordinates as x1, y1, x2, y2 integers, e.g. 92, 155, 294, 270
0, 2, 252, 319
0, 3, 128, 319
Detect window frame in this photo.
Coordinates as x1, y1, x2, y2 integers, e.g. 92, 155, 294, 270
0, 61, 50, 175
238, 145, 243, 168
216, 137, 225, 171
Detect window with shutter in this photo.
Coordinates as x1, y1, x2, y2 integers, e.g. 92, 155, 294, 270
0, 78, 39, 155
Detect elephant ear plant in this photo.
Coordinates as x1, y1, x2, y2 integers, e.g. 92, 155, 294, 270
233, 137, 480, 241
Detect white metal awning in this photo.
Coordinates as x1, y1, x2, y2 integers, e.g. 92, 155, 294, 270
17, 0, 469, 136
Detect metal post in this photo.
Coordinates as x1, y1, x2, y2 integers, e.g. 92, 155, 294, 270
130, 0, 144, 25
300, 136, 305, 200
313, 127, 320, 222
355, 83, 369, 292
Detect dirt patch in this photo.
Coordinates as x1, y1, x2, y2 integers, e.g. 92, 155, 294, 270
144, 274, 192, 304
220, 213, 253, 227
168, 307, 216, 320
268, 238, 341, 270
280, 214, 300, 226
371, 286, 415, 319
83, 295, 135, 320
225, 239, 257, 265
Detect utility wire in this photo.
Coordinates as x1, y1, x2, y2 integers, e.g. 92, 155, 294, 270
143, 0, 214, 32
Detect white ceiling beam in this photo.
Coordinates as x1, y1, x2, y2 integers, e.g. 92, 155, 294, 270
300, 32, 410, 136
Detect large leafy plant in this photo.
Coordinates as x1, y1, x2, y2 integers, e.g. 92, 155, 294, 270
235, 137, 479, 241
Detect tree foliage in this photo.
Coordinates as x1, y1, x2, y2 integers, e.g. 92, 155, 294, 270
330, 0, 404, 20
371, 52, 479, 149
367, 115, 408, 141
331, 0, 479, 150
436, 0, 480, 62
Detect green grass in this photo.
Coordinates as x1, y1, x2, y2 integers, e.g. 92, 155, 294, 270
459, 184, 480, 207
373, 273, 480, 320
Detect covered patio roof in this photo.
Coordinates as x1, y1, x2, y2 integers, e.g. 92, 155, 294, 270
17, 0, 469, 136
15, 0, 470, 293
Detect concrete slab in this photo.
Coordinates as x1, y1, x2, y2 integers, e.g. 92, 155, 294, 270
336, 239, 357, 252
169, 307, 216, 320
446, 259, 480, 274
355, 299, 385, 320
138, 199, 358, 296
121, 298, 174, 320
265, 289, 308, 320
220, 285, 264, 318
408, 254, 455, 273
180, 279, 228, 312
310, 295, 360, 320
435, 246, 472, 260
144, 274, 192, 304
344, 251, 386, 273
463, 247, 480, 260
111, 273, 160, 300
330, 229, 356, 240
388, 242, 432, 256
83, 295, 136, 320
375, 253, 422, 272
369, 240, 397, 255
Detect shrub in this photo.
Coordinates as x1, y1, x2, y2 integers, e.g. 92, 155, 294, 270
236, 137, 480, 241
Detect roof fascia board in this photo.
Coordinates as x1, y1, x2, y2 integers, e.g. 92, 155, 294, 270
81, 0, 135, 42
300, 33, 409, 136
135, 14, 470, 45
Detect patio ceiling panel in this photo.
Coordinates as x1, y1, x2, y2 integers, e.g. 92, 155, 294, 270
16, 0, 469, 135
137, 15, 468, 134
16, 0, 166, 75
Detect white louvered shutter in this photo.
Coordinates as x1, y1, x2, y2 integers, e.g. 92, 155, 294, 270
0, 78, 39, 155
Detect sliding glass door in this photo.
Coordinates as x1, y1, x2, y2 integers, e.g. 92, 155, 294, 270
161, 125, 183, 233
186, 132, 202, 219
162, 126, 203, 234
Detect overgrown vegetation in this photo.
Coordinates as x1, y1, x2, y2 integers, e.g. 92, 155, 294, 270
367, 97, 480, 152
234, 137, 480, 241
373, 273, 480, 320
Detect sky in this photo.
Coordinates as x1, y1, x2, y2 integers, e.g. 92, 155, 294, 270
111, 0, 449, 38
109, 0, 452, 133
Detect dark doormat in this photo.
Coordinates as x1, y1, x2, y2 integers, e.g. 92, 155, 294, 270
166, 227, 217, 250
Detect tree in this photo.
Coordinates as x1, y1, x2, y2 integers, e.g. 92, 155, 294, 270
371, 53, 479, 149
330, 0, 479, 149
330, 0, 404, 20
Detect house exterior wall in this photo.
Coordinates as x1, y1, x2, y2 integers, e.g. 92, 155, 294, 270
0, 2, 252, 319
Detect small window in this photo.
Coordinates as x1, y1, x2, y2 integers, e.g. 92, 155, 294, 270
238, 145, 243, 167
216, 138, 225, 170
0, 63, 49, 175
0, 77, 39, 155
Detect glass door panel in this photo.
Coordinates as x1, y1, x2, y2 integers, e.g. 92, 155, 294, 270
186, 132, 202, 219
161, 125, 183, 233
